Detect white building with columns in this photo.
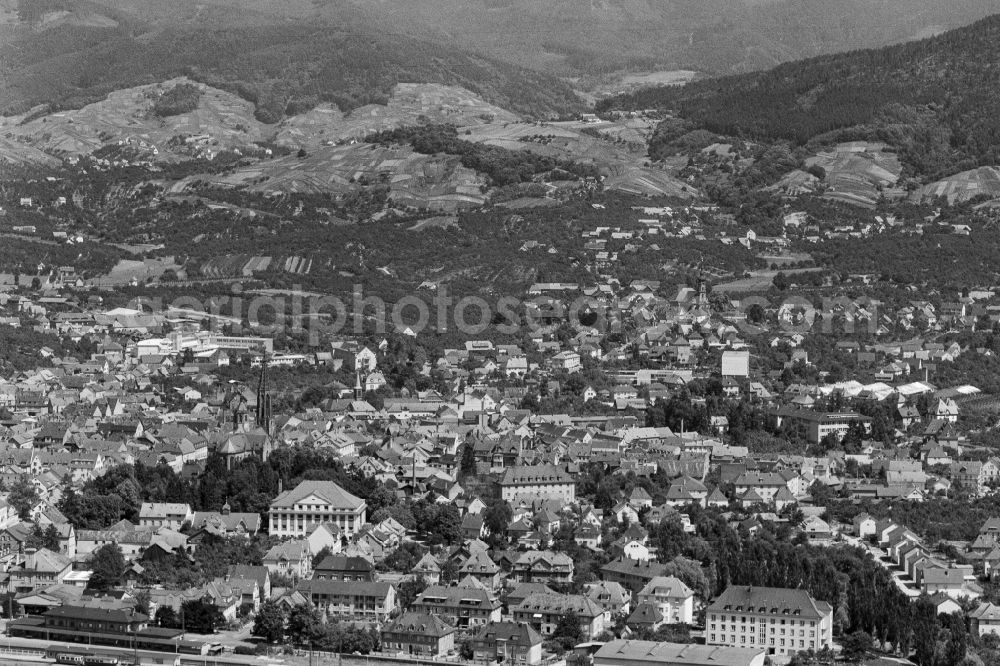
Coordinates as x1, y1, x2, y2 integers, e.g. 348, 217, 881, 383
268, 480, 366, 538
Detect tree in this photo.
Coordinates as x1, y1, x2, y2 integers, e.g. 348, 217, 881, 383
840, 631, 872, 662
155, 606, 179, 628
27, 522, 60, 551
412, 501, 462, 545
912, 596, 939, 666
552, 612, 582, 649
482, 500, 512, 542
440, 558, 460, 584
286, 603, 322, 645
944, 612, 967, 666
396, 576, 428, 610
7, 478, 38, 521
382, 541, 424, 573
253, 600, 288, 643
133, 589, 152, 616
660, 556, 711, 601
460, 442, 477, 476
89, 543, 127, 590
181, 598, 225, 634
311, 546, 332, 569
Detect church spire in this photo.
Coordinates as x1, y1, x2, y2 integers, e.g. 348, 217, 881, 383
255, 353, 271, 433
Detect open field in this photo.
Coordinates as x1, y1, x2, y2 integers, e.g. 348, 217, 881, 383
714, 267, 823, 293
916, 166, 1000, 204
804, 142, 904, 208
0, 134, 61, 168
767, 169, 820, 197
274, 83, 520, 149
0, 77, 267, 159
0, 80, 518, 161
587, 70, 700, 99
462, 120, 695, 199
758, 252, 813, 267
0, 78, 692, 208
196, 142, 488, 211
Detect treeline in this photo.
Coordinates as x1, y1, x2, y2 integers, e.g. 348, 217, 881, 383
366, 124, 599, 186
822, 494, 1000, 544
151, 83, 202, 117
599, 14, 1000, 178
58, 447, 395, 529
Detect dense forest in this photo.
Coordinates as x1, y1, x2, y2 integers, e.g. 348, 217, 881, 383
150, 82, 202, 117
0, 21, 582, 120
599, 14, 1000, 178
366, 124, 600, 186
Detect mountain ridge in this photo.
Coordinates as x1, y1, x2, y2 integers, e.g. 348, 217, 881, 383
599, 13, 1000, 179
4, 0, 1000, 123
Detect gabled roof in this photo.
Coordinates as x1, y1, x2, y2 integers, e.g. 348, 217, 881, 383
385, 611, 454, 637
706, 585, 831, 620
413, 553, 442, 574
270, 480, 364, 510
472, 620, 542, 648
627, 601, 663, 625
638, 575, 694, 599
595, 640, 765, 666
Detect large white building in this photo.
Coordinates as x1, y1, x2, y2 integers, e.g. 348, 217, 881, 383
706, 586, 833, 657
268, 480, 366, 538
138, 502, 193, 530
499, 465, 575, 504
721, 350, 750, 378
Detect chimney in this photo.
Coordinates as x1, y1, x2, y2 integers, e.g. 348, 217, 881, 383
24, 547, 37, 571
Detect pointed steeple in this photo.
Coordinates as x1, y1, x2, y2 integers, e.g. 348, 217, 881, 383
255, 353, 271, 433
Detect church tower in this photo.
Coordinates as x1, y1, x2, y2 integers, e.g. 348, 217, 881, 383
255, 354, 272, 434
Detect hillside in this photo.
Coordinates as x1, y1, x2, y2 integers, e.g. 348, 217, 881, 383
0, 13, 583, 119
600, 14, 1000, 180
3, 0, 1000, 123
344, 0, 1000, 77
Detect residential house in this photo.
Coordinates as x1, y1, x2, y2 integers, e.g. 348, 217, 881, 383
470, 621, 544, 666
635, 576, 695, 625
381, 611, 455, 657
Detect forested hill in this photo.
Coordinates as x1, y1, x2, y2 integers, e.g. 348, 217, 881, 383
0, 22, 584, 120
598, 14, 1000, 178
